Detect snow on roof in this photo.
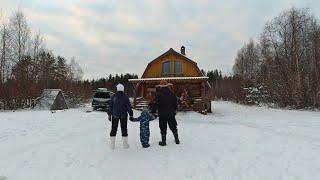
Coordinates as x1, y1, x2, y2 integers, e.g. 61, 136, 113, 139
97, 88, 109, 91
94, 88, 112, 93
36, 89, 62, 110
128, 76, 209, 82
42, 89, 61, 96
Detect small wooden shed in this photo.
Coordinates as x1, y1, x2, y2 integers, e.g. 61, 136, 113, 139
35, 89, 68, 110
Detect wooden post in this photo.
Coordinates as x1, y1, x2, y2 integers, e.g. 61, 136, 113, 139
133, 82, 140, 108
133, 83, 137, 108
141, 83, 145, 98
201, 82, 205, 98
203, 81, 206, 97
200, 81, 206, 113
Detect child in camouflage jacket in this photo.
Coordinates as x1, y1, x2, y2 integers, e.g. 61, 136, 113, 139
131, 107, 156, 148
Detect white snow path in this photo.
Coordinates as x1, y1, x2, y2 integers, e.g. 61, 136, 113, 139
0, 101, 319, 180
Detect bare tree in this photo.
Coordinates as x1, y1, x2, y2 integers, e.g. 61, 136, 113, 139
32, 30, 44, 61
260, 7, 320, 107
31, 30, 44, 82
9, 10, 30, 63
0, 13, 12, 83
233, 39, 261, 82
0, 9, 91, 110
232, 7, 320, 108
68, 57, 83, 81
0, 11, 3, 83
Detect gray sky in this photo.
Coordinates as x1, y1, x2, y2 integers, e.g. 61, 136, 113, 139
2, 0, 320, 79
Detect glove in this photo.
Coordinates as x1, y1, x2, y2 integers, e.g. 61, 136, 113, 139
108, 115, 112, 121
129, 116, 134, 121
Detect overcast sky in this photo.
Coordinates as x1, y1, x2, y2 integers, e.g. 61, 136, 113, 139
2, 0, 320, 79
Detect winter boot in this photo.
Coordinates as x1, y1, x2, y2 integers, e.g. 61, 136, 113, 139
142, 144, 150, 148
173, 132, 180, 144
122, 136, 130, 149
110, 136, 116, 149
159, 134, 167, 146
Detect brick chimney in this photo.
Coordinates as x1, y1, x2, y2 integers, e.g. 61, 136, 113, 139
181, 46, 185, 55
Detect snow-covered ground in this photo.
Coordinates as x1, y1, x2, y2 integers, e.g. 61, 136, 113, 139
0, 101, 319, 180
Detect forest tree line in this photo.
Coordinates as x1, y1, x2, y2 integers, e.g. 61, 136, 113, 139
0, 10, 91, 109
233, 7, 320, 108
0, 10, 140, 110
0, 9, 249, 111
203, 70, 244, 102
1, 7, 319, 110
90, 73, 138, 96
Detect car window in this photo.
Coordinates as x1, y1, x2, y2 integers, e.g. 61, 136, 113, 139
94, 92, 110, 98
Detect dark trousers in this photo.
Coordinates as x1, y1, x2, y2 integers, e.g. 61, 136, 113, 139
159, 114, 177, 135
110, 117, 128, 137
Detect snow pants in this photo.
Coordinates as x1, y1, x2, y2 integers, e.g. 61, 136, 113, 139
159, 114, 177, 135
140, 126, 150, 146
110, 117, 128, 137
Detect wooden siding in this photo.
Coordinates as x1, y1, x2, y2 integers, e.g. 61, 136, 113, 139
142, 52, 202, 78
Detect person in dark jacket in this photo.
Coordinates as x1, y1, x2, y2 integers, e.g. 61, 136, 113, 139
155, 80, 180, 146
108, 83, 134, 149
131, 107, 156, 148
148, 97, 158, 116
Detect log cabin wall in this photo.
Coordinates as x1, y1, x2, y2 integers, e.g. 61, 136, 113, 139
139, 81, 202, 99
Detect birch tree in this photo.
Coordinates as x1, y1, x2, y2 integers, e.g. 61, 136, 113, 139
233, 39, 261, 82
9, 10, 30, 63
0, 13, 12, 83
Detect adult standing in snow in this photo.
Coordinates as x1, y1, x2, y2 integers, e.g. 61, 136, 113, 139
156, 80, 180, 146
108, 83, 134, 149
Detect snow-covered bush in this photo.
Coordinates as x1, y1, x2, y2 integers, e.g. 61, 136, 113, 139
243, 85, 269, 105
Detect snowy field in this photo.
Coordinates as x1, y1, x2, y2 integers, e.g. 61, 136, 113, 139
0, 101, 319, 180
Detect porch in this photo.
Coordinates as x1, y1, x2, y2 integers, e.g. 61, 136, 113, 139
129, 77, 212, 113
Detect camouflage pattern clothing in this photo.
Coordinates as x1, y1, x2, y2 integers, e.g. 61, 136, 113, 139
132, 111, 156, 147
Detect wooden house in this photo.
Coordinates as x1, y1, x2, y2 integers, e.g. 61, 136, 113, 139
129, 46, 212, 113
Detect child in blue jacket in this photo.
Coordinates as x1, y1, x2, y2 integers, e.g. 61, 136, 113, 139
131, 107, 156, 148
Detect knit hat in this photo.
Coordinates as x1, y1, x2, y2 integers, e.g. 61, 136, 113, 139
155, 80, 173, 87
116, 83, 124, 92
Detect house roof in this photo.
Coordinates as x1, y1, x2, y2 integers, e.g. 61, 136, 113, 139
151, 48, 197, 64
129, 76, 209, 82
129, 76, 212, 88
142, 48, 200, 77
35, 89, 67, 110
42, 89, 62, 97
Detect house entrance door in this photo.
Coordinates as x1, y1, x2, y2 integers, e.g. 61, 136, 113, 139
146, 87, 157, 100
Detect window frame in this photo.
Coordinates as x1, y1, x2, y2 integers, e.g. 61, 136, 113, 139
161, 61, 171, 75
174, 61, 183, 75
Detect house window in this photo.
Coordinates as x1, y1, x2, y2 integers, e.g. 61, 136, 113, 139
174, 61, 182, 74
162, 61, 170, 74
